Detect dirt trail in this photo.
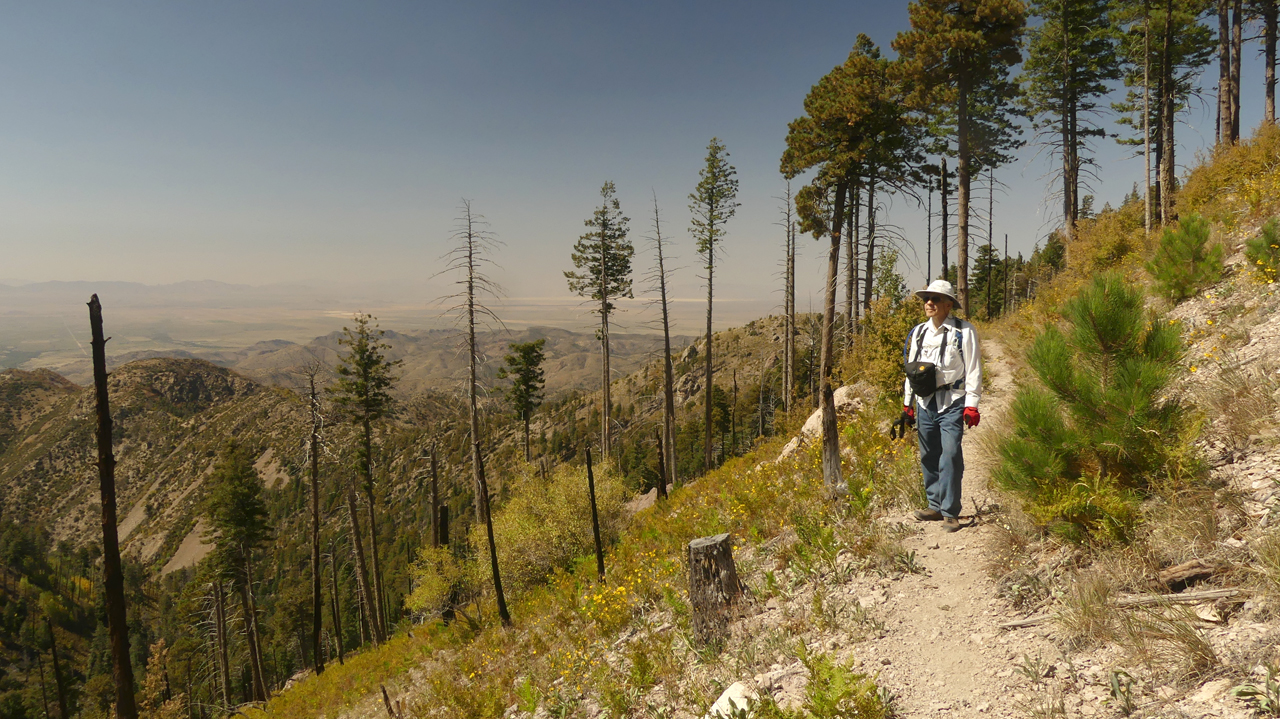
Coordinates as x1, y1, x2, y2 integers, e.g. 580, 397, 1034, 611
855, 338, 1060, 717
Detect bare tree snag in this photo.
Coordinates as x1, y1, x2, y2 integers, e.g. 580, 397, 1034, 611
87, 294, 139, 719
213, 581, 232, 708
586, 448, 606, 581
328, 546, 344, 665
655, 428, 668, 500
688, 533, 744, 646
475, 441, 511, 625
344, 482, 382, 645
47, 617, 69, 719
430, 444, 440, 548
306, 370, 325, 675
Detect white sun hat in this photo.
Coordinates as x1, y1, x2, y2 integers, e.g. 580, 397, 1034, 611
914, 279, 959, 303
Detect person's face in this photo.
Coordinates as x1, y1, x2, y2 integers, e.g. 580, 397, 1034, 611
922, 294, 953, 321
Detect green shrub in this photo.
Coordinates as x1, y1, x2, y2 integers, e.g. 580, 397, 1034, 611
405, 545, 469, 616
1245, 218, 1280, 284
993, 273, 1194, 542
1145, 213, 1223, 302
469, 462, 627, 595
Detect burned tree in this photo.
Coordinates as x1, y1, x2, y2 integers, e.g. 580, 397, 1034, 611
87, 294, 139, 719
438, 199, 511, 626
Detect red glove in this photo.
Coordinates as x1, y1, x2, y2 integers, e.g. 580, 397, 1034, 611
963, 407, 980, 428
903, 405, 915, 420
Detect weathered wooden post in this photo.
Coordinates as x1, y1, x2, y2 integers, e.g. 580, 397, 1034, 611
586, 448, 606, 581
87, 294, 139, 719
688, 533, 744, 646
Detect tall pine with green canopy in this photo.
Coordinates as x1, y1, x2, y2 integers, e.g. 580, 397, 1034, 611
1021, 0, 1121, 242
497, 338, 547, 463
894, 0, 1027, 314
782, 35, 922, 494
992, 273, 1190, 543
329, 313, 400, 642
1111, 0, 1214, 223
689, 138, 739, 473
566, 181, 633, 460
203, 443, 273, 701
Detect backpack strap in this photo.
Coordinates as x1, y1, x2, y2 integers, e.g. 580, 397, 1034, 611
948, 317, 965, 389
905, 322, 927, 363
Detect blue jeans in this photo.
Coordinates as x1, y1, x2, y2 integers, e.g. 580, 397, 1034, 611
917, 396, 965, 518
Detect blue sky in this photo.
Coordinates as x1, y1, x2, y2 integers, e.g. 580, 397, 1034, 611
0, 1, 1270, 330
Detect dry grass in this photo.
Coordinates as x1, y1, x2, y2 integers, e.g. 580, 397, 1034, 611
1181, 122, 1280, 229
1056, 573, 1118, 650
1205, 359, 1280, 449
1253, 529, 1280, 603
1140, 489, 1224, 569
1117, 602, 1219, 685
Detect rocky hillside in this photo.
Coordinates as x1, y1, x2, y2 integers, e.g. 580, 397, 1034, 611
0, 359, 307, 572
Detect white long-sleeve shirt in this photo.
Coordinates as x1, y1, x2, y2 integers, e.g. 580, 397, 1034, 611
902, 316, 982, 410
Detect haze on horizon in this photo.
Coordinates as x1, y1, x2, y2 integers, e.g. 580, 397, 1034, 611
0, 0, 1271, 357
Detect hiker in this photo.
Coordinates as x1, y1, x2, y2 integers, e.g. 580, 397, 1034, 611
900, 279, 982, 532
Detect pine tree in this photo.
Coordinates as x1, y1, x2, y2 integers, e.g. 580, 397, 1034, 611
203, 443, 272, 700
992, 273, 1187, 542
329, 313, 400, 641
1021, 0, 1122, 241
1146, 213, 1224, 301
970, 242, 1009, 318
689, 138, 740, 473
566, 182, 633, 460
497, 339, 547, 463
894, 0, 1027, 314
1112, 0, 1214, 223
782, 34, 922, 494
1250, 0, 1278, 123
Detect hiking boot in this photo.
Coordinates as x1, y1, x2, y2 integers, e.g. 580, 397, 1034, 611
913, 508, 943, 522
941, 517, 961, 532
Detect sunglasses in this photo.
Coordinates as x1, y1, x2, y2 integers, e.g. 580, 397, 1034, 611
922, 295, 949, 304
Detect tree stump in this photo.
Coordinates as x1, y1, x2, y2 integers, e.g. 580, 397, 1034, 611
688, 533, 744, 646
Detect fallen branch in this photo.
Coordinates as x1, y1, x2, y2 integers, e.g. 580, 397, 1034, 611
998, 588, 1246, 630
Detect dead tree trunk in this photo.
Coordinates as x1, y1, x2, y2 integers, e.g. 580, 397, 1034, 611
655, 428, 668, 500
940, 159, 949, 279
687, 533, 744, 646
430, 444, 440, 547
87, 294, 139, 719
36, 650, 51, 719
307, 374, 324, 675
475, 442, 511, 625
344, 482, 382, 645
652, 194, 678, 489
586, 448, 606, 581
328, 547, 345, 665
819, 178, 847, 495
364, 482, 387, 639
47, 617, 69, 719
213, 581, 232, 709
239, 581, 266, 701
